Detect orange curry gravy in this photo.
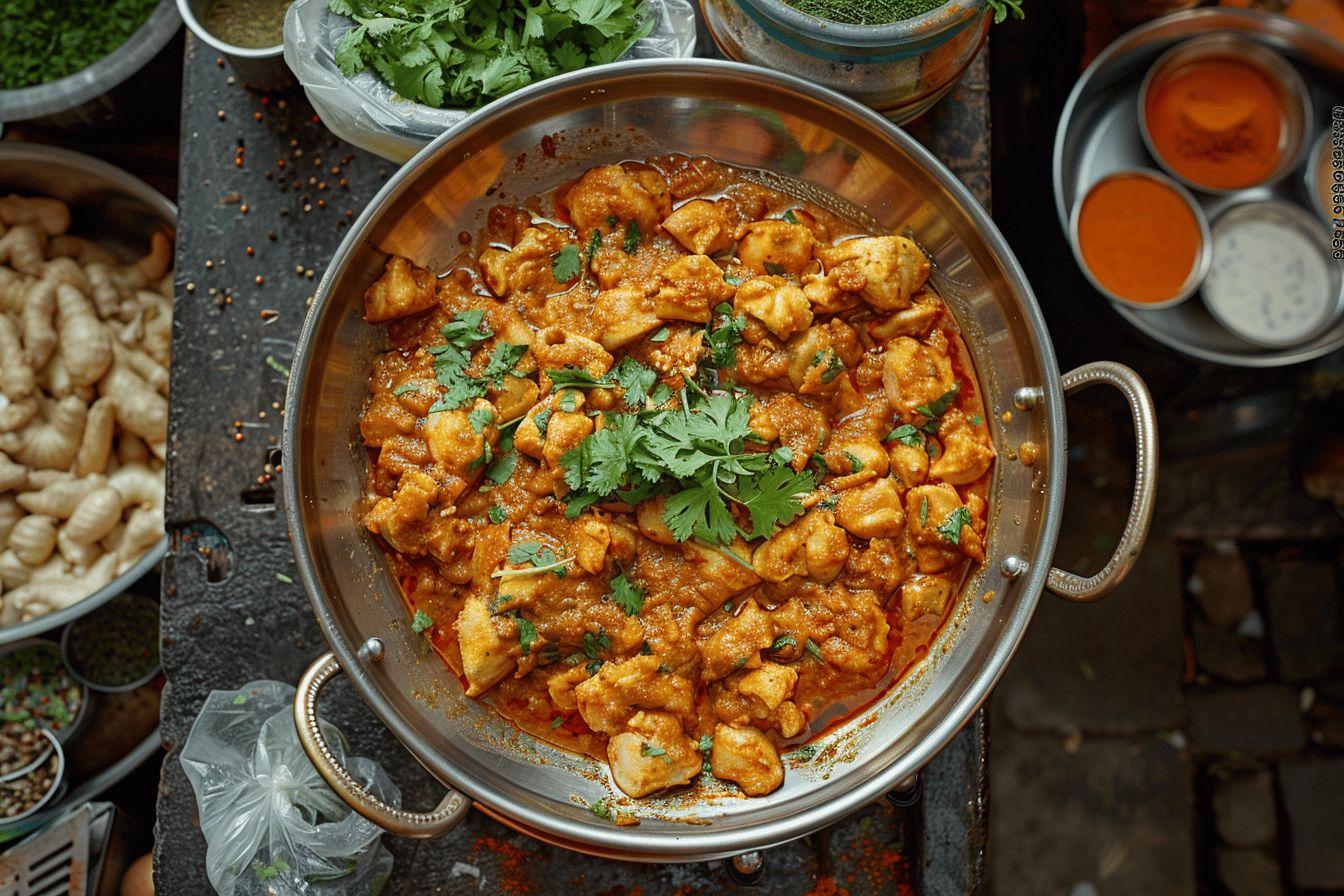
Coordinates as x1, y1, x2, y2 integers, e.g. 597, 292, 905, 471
357, 155, 996, 801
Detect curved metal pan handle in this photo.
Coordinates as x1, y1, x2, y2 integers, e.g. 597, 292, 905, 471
295, 652, 471, 838
1046, 362, 1159, 603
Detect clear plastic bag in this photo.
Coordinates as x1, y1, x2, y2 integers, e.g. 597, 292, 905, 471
283, 0, 698, 163
180, 680, 396, 896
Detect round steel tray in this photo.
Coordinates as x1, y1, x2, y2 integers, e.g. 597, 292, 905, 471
1053, 8, 1344, 367
0, 144, 174, 645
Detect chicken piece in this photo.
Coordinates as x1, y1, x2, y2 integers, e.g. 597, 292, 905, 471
547, 664, 590, 712
800, 585, 891, 675
562, 164, 671, 235
363, 255, 436, 323
661, 199, 735, 256
491, 374, 539, 423
786, 321, 863, 396
888, 442, 929, 490
870, 292, 942, 339
902, 574, 955, 622
646, 327, 704, 383
737, 220, 815, 275
777, 702, 807, 738
574, 515, 611, 574
534, 327, 614, 384
748, 394, 827, 472
607, 711, 701, 797
594, 285, 662, 350
801, 264, 864, 315
752, 510, 850, 584
653, 254, 734, 324
929, 410, 994, 485
815, 236, 930, 311
477, 225, 573, 298
541, 411, 594, 470
737, 662, 797, 712
835, 478, 905, 539
363, 470, 438, 556
424, 399, 495, 477
842, 537, 913, 598
455, 594, 517, 696
826, 435, 889, 480
636, 496, 677, 545
575, 655, 696, 734
701, 599, 776, 681
710, 724, 784, 796
905, 483, 984, 565
734, 275, 814, 341
882, 335, 956, 418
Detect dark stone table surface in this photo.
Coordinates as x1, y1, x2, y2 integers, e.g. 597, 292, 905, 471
154, 27, 993, 896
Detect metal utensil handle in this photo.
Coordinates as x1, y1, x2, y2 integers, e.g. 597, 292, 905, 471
1046, 361, 1159, 603
294, 652, 470, 838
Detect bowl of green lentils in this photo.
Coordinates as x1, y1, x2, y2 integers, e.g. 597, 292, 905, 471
60, 594, 161, 694
0, 0, 182, 126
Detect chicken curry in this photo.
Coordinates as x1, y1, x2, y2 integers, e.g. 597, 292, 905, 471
357, 156, 995, 801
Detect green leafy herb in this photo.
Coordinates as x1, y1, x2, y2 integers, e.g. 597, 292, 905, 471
611, 357, 658, 407
783, 209, 799, 224
937, 505, 973, 545
705, 302, 746, 368
488, 505, 509, 524
919, 497, 929, 528
503, 541, 570, 578
987, 0, 1025, 23
843, 451, 864, 474
486, 450, 517, 485
818, 494, 839, 511
330, 0, 655, 110
771, 634, 797, 650
411, 609, 433, 634
608, 570, 645, 617
551, 715, 566, 729
650, 327, 670, 343
558, 391, 579, 412
586, 229, 602, 265
0, 0, 159, 90
469, 406, 495, 433
427, 311, 493, 412
393, 383, 421, 397
724, 271, 745, 287
533, 408, 554, 438
482, 342, 528, 387
590, 798, 611, 819
790, 744, 818, 761
885, 423, 923, 446
641, 742, 671, 764
698, 734, 713, 753
510, 612, 537, 655
812, 349, 845, 384
804, 638, 823, 661
551, 244, 582, 282
915, 382, 961, 435
623, 220, 642, 254
971, 414, 983, 427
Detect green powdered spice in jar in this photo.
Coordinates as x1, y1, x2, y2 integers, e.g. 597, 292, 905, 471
782, 0, 943, 25
65, 594, 160, 689
199, 0, 293, 49
0, 0, 160, 90
0, 643, 83, 737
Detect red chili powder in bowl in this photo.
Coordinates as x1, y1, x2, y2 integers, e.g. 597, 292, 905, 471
1076, 173, 1204, 305
1144, 57, 1289, 190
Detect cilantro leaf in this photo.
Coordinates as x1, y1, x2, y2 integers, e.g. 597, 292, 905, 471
510, 612, 537, 656
919, 496, 929, 528
916, 382, 962, 434
623, 219, 642, 254
468, 406, 495, 433
482, 342, 528, 387
937, 505, 973, 545
804, 638, 824, 661
608, 570, 645, 617
885, 423, 923, 446
410, 609, 433, 634
650, 327, 670, 343
488, 505, 508, 524
611, 357, 658, 407
735, 465, 814, 540
783, 209, 799, 224
705, 302, 746, 368
486, 450, 517, 485
771, 634, 797, 650
551, 244, 582, 282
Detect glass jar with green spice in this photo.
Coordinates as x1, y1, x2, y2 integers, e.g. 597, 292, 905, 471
700, 0, 993, 122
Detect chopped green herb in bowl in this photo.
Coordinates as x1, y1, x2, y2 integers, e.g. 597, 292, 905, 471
0, 641, 86, 743
330, 0, 656, 109
0, 0, 161, 90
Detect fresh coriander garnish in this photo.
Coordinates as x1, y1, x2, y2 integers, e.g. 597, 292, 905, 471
818, 494, 839, 511
607, 570, 644, 617
650, 327, 670, 343
919, 497, 930, 528
885, 423, 923, 446
551, 716, 566, 729
569, 629, 611, 675
971, 414, 983, 427
723, 271, 745, 287
427, 310, 492, 412
937, 505, 972, 545
705, 302, 746, 369
488, 505, 508, 524
611, 357, 658, 406
486, 449, 517, 485
482, 342, 528, 387
698, 734, 713, 753
551, 244, 581, 282
623, 220, 642, 254
915, 382, 961, 435
393, 383, 420, 397
509, 612, 537, 655
844, 451, 864, 473
586, 229, 601, 267
790, 744, 818, 761
783, 209, 799, 224
812, 349, 845, 384
641, 742, 671, 764
558, 391, 579, 412
771, 634, 797, 650
468, 406, 495, 433
590, 798, 611, 819
804, 638, 823, 661
533, 408, 553, 438
410, 609, 433, 634
497, 541, 571, 579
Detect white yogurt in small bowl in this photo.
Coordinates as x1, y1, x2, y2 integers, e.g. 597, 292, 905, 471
1202, 199, 1343, 349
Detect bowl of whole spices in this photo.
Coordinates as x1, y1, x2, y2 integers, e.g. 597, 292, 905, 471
0, 728, 64, 824
0, 641, 89, 746
61, 595, 162, 694
0, 0, 182, 126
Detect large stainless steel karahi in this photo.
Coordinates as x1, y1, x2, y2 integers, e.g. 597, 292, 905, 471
284, 59, 1158, 862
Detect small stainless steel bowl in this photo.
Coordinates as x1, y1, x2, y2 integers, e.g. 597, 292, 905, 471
1138, 34, 1312, 195
177, 0, 292, 89
1202, 198, 1344, 349
59, 595, 162, 695
0, 639, 91, 747
1068, 167, 1213, 310
1306, 127, 1342, 226
0, 729, 65, 826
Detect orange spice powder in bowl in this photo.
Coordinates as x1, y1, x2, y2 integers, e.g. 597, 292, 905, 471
1070, 169, 1212, 309
1139, 34, 1311, 193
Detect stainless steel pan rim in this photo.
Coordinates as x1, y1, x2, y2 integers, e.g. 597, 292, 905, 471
284, 58, 1146, 861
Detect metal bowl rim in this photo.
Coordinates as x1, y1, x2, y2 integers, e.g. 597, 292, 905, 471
1052, 5, 1344, 367
1067, 166, 1213, 310
284, 56, 1067, 858
732, 0, 988, 48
